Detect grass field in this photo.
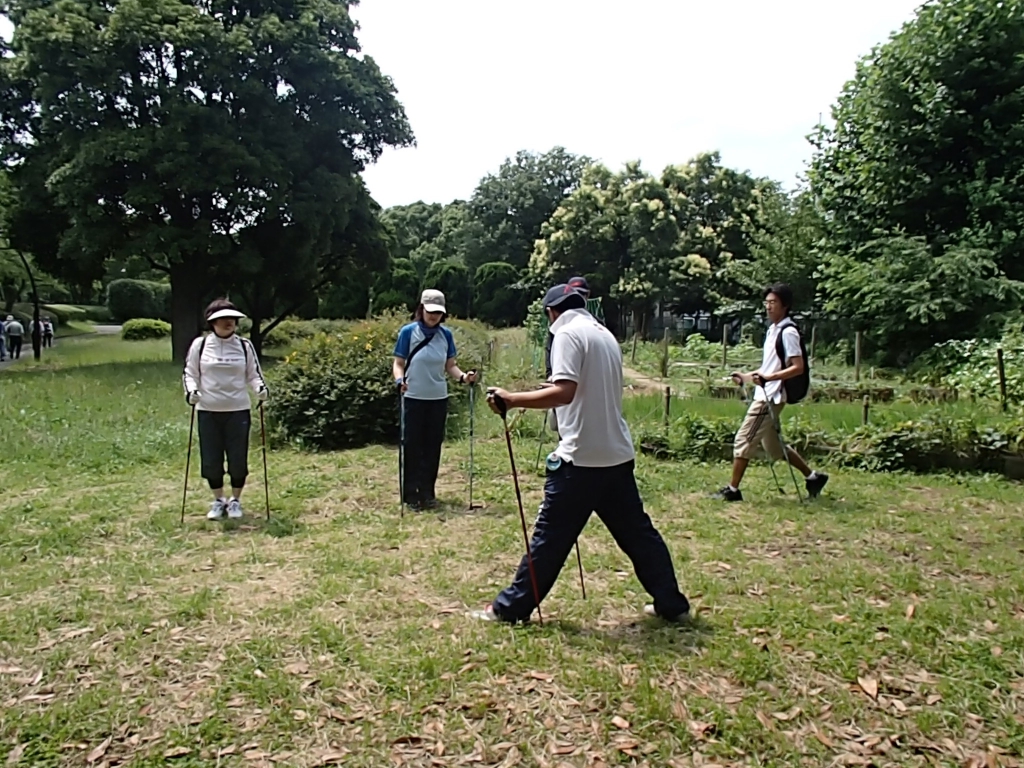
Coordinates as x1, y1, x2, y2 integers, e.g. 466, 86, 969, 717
1, 335, 1023, 767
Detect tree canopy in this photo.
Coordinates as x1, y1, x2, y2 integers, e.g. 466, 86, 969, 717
0, 0, 413, 360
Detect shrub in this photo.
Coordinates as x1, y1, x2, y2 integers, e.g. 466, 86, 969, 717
121, 318, 172, 340
42, 304, 88, 324
261, 318, 350, 348
268, 314, 488, 450
78, 305, 113, 323
106, 279, 170, 322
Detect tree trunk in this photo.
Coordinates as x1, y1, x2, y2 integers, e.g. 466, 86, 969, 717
170, 261, 205, 363
249, 316, 264, 358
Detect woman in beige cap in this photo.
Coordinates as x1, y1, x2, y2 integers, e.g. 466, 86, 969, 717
392, 289, 476, 511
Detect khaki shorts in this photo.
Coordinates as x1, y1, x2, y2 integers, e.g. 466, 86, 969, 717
734, 400, 785, 461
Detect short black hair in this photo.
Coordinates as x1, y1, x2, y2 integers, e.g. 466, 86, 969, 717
763, 283, 794, 314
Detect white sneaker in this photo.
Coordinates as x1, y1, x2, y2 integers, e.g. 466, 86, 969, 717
226, 497, 244, 519
207, 498, 226, 520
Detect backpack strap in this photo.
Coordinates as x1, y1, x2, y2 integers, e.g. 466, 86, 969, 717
774, 318, 797, 365
403, 334, 435, 384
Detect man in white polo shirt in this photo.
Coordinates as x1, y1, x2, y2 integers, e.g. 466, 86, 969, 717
476, 283, 691, 624
713, 283, 828, 501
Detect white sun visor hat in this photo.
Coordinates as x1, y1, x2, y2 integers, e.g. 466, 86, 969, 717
420, 289, 446, 314
207, 308, 246, 322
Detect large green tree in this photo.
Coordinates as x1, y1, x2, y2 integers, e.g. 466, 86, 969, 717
467, 147, 591, 273
0, 0, 412, 360
809, 0, 1024, 351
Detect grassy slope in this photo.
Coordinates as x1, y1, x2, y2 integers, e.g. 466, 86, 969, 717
0, 337, 1022, 768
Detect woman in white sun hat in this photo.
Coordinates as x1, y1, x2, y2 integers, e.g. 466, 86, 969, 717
182, 298, 268, 520
392, 289, 476, 511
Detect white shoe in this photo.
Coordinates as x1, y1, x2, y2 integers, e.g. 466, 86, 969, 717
207, 498, 226, 520
226, 497, 244, 519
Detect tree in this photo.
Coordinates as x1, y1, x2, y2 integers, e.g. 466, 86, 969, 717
468, 147, 591, 273
810, 0, 1024, 283
0, 0, 413, 361
722, 188, 824, 317
472, 262, 525, 327
818, 235, 1023, 363
229, 182, 390, 356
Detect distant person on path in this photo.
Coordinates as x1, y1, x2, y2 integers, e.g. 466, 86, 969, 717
182, 299, 268, 521
0, 319, 6, 362
712, 283, 828, 502
392, 289, 476, 511
475, 283, 691, 624
5, 315, 24, 359
42, 319, 54, 348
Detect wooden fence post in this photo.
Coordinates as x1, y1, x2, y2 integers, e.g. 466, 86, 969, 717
664, 386, 671, 427
810, 324, 817, 365
631, 332, 639, 364
854, 330, 863, 383
998, 347, 1008, 412
862, 394, 870, 426
721, 323, 728, 370
661, 328, 670, 378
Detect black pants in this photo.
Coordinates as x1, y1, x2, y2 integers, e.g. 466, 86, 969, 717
8, 336, 21, 359
198, 409, 250, 490
492, 460, 690, 622
43, 333, 53, 348
402, 397, 448, 505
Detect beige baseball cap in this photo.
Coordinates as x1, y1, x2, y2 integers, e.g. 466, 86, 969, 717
420, 289, 446, 314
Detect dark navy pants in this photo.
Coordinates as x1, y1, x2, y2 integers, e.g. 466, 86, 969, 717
402, 397, 448, 505
492, 459, 690, 622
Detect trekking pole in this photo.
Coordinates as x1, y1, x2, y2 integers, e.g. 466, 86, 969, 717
758, 382, 803, 502
399, 390, 406, 518
180, 404, 196, 525
468, 382, 482, 510
259, 402, 271, 521
491, 391, 543, 625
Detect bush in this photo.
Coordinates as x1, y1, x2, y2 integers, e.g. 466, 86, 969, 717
78, 305, 113, 323
106, 279, 170, 322
261, 318, 350, 348
636, 407, 1024, 477
268, 314, 489, 450
42, 304, 88, 324
121, 318, 172, 340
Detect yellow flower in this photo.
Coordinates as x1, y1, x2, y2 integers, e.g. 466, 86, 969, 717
365, 343, 372, 351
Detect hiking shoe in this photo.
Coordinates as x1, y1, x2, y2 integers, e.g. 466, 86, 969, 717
424, 498, 439, 510
805, 473, 829, 499
469, 605, 523, 624
644, 604, 691, 623
226, 498, 244, 519
207, 498, 226, 520
711, 486, 743, 502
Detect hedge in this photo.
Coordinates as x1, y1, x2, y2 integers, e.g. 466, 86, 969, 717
637, 410, 1024, 477
121, 318, 172, 340
267, 314, 489, 450
106, 279, 171, 322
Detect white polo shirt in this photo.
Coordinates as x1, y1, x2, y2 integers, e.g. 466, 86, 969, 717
549, 309, 635, 467
754, 320, 802, 404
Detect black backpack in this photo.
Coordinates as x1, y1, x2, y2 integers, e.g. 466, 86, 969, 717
774, 317, 810, 404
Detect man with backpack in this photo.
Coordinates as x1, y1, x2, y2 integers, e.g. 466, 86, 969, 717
712, 283, 828, 502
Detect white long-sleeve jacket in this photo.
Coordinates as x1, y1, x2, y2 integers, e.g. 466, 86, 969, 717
182, 333, 267, 412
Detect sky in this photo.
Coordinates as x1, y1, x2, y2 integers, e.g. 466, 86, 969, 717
1, 0, 924, 208
353, 0, 925, 207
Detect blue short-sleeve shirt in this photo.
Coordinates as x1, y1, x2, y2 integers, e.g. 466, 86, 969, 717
394, 322, 457, 400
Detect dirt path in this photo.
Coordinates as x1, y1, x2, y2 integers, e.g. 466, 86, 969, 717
621, 365, 665, 394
